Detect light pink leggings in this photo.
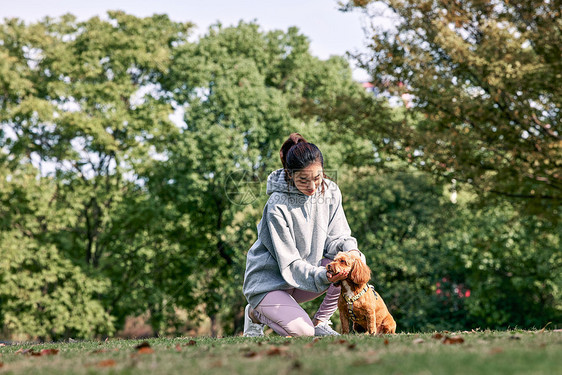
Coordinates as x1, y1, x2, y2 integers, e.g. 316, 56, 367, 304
252, 259, 341, 337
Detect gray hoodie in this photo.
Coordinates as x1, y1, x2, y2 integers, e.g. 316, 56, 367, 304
243, 169, 358, 308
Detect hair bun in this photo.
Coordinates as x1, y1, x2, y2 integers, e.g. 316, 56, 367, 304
280, 133, 307, 168
288, 133, 306, 145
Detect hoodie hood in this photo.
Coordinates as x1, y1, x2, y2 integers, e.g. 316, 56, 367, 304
266, 169, 306, 196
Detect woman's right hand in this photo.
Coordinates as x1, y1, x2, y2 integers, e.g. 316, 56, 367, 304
327, 269, 348, 283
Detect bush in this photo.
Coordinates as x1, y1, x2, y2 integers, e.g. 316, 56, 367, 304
340, 167, 561, 331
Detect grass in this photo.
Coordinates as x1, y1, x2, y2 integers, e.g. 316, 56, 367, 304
0, 330, 561, 374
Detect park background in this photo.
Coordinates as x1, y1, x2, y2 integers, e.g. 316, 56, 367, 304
0, 0, 560, 340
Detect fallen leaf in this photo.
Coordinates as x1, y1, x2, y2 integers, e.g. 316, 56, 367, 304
0, 362, 3, 368
137, 347, 155, 354
432, 333, 444, 340
442, 336, 464, 344
384, 339, 389, 346
175, 344, 181, 352
15, 348, 41, 356
185, 340, 197, 346
243, 351, 258, 358
40, 349, 59, 356
335, 339, 348, 345
305, 337, 321, 348
413, 338, 425, 344
91, 349, 108, 354
348, 343, 357, 350
135, 341, 151, 350
96, 359, 116, 368
266, 346, 285, 356
490, 347, 503, 354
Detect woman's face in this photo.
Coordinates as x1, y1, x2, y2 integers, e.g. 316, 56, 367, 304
291, 163, 323, 196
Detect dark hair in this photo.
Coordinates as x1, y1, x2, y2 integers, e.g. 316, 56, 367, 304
279, 133, 327, 193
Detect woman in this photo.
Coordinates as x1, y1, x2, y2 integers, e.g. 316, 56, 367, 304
242, 133, 364, 337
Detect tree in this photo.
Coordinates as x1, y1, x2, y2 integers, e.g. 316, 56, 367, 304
1, 14, 373, 338
340, 0, 561, 216
154, 21, 373, 335
0, 164, 113, 339
443, 201, 561, 329
0, 12, 192, 337
339, 165, 561, 331
339, 165, 464, 331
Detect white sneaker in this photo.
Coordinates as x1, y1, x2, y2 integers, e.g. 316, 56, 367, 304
243, 304, 264, 337
314, 320, 340, 336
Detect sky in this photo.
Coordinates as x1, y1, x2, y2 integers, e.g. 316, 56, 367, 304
0, 0, 373, 80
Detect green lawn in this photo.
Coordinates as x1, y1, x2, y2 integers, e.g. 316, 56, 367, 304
0, 330, 561, 374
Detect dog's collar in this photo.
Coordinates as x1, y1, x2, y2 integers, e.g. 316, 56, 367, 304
344, 284, 374, 303
345, 284, 378, 322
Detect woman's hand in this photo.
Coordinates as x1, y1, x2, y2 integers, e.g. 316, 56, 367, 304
327, 269, 348, 283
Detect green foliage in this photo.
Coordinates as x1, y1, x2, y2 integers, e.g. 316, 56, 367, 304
153, 21, 371, 335
340, 166, 462, 331
340, 165, 561, 331
341, 0, 561, 216
0, 10, 559, 339
0, 12, 192, 338
445, 204, 562, 329
0, 165, 113, 339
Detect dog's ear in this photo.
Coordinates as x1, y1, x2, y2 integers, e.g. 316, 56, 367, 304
349, 255, 371, 285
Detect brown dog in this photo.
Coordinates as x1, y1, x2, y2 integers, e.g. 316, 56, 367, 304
327, 252, 396, 335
